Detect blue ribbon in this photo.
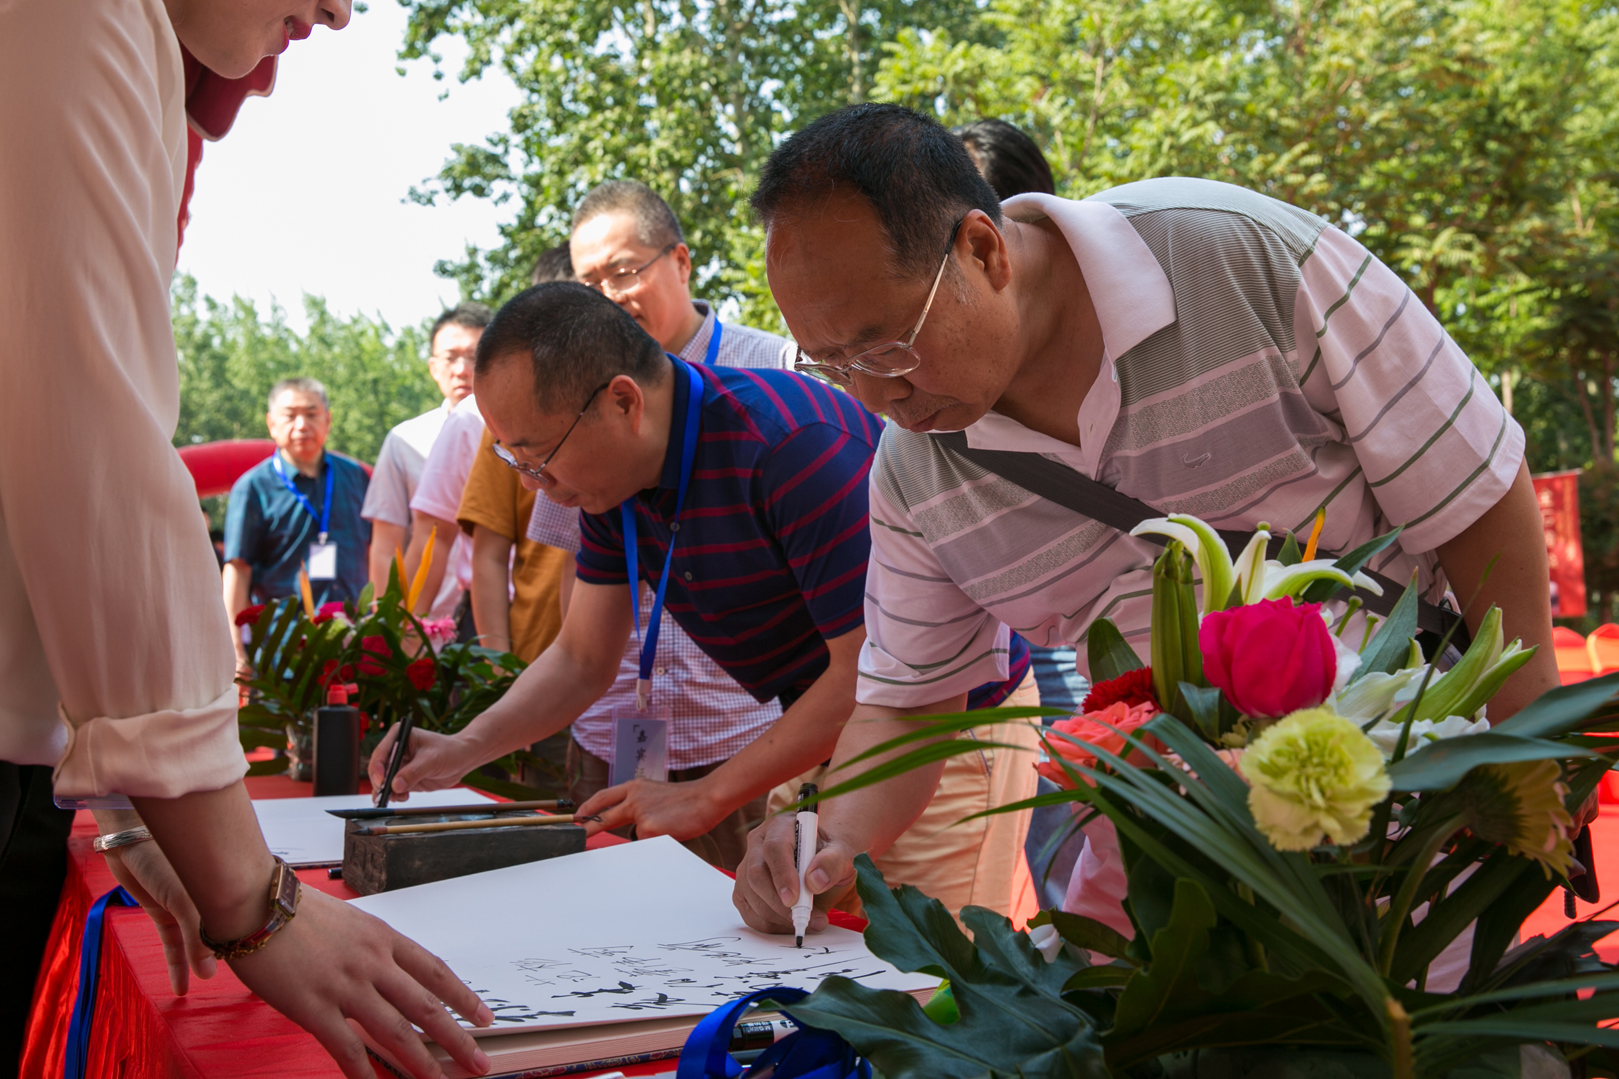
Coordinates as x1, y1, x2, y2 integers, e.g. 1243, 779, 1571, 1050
64, 886, 137, 1079
676, 987, 869, 1079
270, 452, 334, 542
621, 358, 706, 709
702, 319, 723, 367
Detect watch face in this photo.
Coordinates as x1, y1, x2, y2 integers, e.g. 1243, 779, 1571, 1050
272, 859, 301, 917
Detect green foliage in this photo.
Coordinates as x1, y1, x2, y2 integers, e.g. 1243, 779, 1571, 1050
397, 0, 988, 317
780, 855, 1108, 1078
171, 274, 441, 466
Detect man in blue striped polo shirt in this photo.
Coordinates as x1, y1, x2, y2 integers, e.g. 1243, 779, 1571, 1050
373, 282, 1041, 920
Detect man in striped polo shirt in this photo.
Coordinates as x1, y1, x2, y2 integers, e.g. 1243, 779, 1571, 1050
375, 282, 1041, 919
730, 103, 1558, 945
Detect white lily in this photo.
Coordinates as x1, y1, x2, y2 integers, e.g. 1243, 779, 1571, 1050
1365, 713, 1490, 760
1028, 922, 1064, 963
1261, 560, 1384, 603
1332, 666, 1426, 723
1131, 514, 1236, 615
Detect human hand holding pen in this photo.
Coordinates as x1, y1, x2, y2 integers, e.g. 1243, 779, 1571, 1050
733, 811, 850, 936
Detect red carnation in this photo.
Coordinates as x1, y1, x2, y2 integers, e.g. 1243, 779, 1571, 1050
1081, 666, 1158, 715
318, 659, 340, 685
234, 604, 266, 627
312, 601, 346, 625
406, 657, 437, 691
357, 635, 392, 677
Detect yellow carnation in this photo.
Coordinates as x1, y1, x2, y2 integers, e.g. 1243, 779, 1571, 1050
1241, 707, 1392, 851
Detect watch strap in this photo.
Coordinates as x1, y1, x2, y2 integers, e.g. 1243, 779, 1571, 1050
199, 856, 302, 961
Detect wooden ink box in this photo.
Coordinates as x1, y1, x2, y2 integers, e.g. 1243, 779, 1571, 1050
342, 814, 586, 895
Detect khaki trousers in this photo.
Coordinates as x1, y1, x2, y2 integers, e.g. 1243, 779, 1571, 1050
766, 672, 1042, 925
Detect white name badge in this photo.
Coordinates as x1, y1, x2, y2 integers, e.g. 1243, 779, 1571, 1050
610, 705, 670, 787
307, 541, 338, 581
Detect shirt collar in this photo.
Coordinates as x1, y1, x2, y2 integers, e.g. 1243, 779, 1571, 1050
1000, 192, 1176, 359
676, 300, 716, 366
961, 194, 1176, 477
653, 356, 701, 493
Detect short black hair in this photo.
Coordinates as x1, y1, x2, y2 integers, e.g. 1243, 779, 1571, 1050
954, 118, 1055, 200
572, 181, 684, 250
475, 282, 666, 412
751, 103, 1002, 278
429, 301, 493, 350
530, 243, 574, 286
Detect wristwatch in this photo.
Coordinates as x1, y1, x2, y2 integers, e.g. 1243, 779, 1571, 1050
199, 856, 302, 961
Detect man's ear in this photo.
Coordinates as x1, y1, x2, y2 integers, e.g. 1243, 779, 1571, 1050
964, 209, 1013, 292
606, 374, 648, 435
673, 243, 694, 287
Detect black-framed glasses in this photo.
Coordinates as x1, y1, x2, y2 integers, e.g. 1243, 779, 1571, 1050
577, 243, 678, 298
491, 381, 611, 484
792, 218, 965, 387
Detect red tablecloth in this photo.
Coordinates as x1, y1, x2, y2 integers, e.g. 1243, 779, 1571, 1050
24, 780, 1614, 1079
19, 776, 660, 1079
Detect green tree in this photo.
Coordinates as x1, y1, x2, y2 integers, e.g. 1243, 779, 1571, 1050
171, 274, 441, 464
398, 0, 985, 323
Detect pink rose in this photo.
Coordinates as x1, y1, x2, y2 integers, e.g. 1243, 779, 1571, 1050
1037, 700, 1161, 790
1199, 597, 1335, 718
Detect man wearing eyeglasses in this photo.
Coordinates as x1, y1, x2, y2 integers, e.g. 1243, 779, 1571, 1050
371, 282, 1042, 922
728, 103, 1558, 951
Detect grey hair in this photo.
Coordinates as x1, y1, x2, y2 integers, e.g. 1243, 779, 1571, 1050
571, 181, 683, 251
269, 376, 329, 411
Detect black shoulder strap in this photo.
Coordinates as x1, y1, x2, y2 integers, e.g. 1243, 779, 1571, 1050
929, 431, 1468, 647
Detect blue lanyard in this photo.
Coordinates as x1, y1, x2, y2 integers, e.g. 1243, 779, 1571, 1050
621, 359, 705, 710
271, 453, 334, 542
702, 318, 722, 366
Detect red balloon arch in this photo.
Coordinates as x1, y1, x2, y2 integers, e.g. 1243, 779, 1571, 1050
177, 439, 371, 498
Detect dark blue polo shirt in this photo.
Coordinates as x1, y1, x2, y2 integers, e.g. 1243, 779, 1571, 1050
223, 451, 371, 606
576, 359, 1028, 706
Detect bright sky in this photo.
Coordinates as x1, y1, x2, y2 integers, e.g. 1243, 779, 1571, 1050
177, 3, 522, 333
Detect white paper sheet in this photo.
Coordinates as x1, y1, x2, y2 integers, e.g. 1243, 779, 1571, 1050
349, 836, 936, 1035
252, 789, 496, 867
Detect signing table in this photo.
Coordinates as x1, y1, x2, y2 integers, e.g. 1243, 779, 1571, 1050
21, 781, 1617, 1079
19, 776, 657, 1079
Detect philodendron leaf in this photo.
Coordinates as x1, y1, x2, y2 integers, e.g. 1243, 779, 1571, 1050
1029, 910, 1136, 962
1110, 879, 1218, 1040
779, 856, 1107, 1079
1087, 617, 1145, 685
1385, 732, 1599, 791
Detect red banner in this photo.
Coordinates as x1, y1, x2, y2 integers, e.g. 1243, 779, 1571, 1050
1533, 469, 1586, 619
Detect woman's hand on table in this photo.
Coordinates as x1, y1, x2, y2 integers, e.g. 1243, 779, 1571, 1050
367, 725, 479, 802
103, 838, 217, 996
731, 812, 852, 936
577, 777, 726, 841
229, 888, 494, 1079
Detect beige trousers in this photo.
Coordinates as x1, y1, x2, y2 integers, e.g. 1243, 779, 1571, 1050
766, 672, 1043, 925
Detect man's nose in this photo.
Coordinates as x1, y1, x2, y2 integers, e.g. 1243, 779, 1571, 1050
854, 373, 912, 411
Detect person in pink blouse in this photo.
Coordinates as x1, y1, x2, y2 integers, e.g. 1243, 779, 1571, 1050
0, 2, 493, 1076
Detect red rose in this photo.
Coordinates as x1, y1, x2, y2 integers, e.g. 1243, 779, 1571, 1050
1081, 666, 1158, 714
234, 604, 266, 627
312, 601, 346, 625
1199, 597, 1335, 718
406, 657, 437, 691
357, 635, 392, 677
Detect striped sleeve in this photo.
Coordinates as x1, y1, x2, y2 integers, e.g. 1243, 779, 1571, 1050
1294, 226, 1524, 554
762, 421, 874, 641
856, 455, 1013, 708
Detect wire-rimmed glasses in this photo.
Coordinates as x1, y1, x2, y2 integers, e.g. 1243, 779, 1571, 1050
792, 218, 964, 387
491, 381, 611, 484
577, 243, 678, 299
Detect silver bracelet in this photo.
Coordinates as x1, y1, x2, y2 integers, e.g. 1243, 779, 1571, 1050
92, 826, 154, 853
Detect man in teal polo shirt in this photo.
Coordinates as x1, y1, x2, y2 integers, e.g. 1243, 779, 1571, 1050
223, 377, 370, 676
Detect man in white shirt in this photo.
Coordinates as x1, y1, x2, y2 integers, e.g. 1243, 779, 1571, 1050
363, 303, 488, 618
0, 2, 493, 1076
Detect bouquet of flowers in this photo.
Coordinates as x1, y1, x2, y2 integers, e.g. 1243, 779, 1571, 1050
236, 556, 536, 792
779, 515, 1619, 1078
